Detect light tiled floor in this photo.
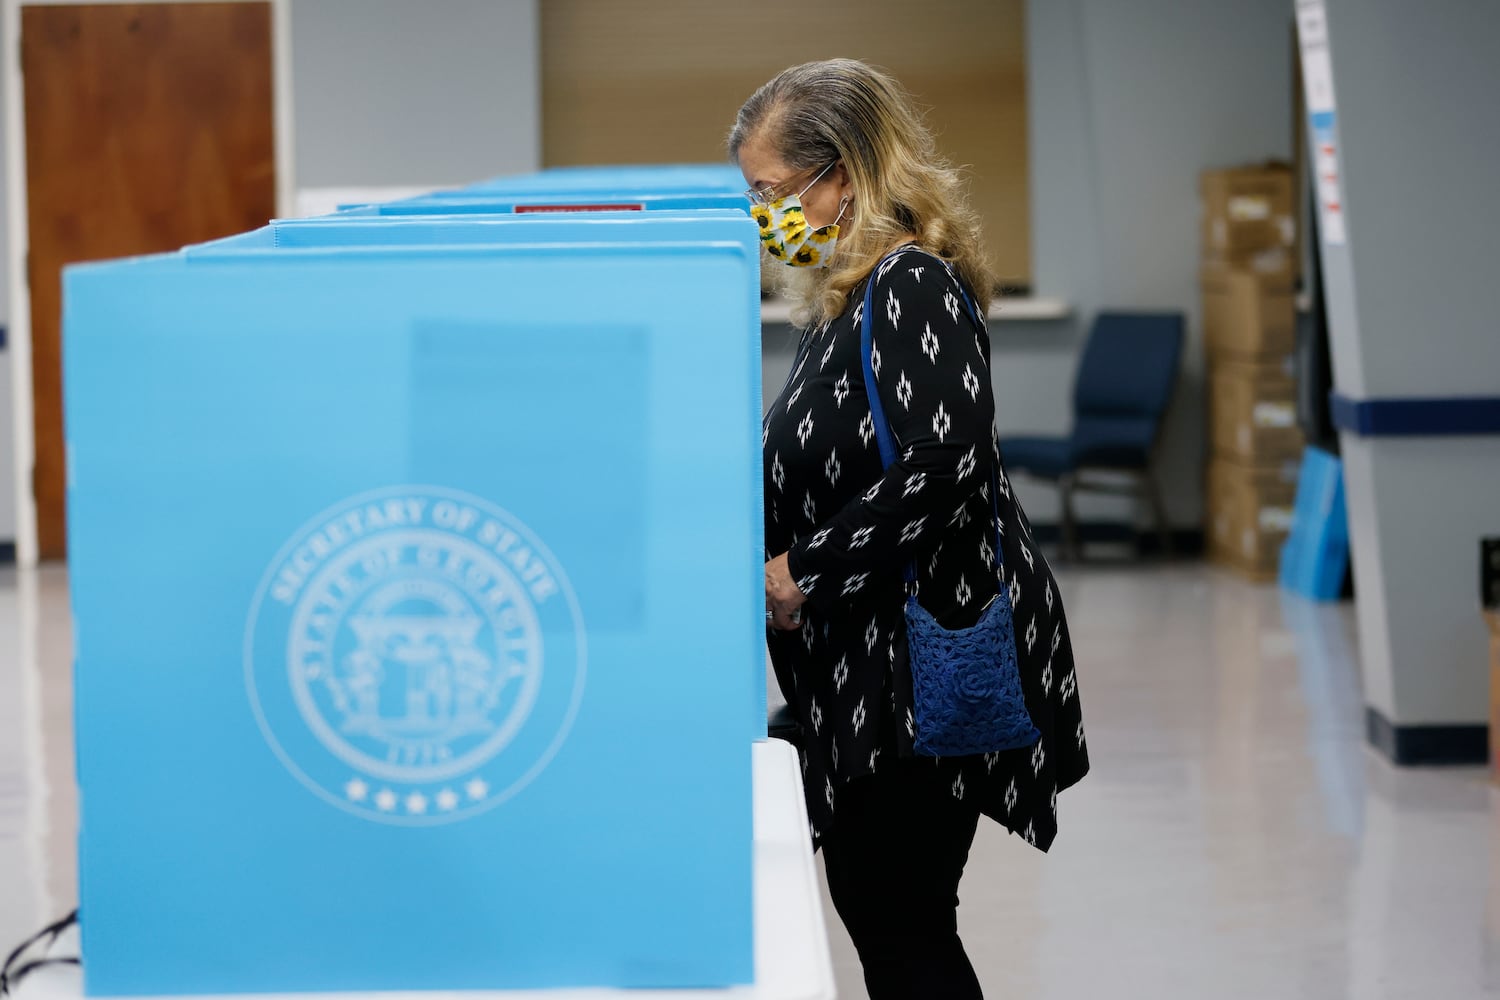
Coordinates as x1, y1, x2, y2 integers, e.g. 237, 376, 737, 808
1, 566, 77, 950
3, 562, 1499, 999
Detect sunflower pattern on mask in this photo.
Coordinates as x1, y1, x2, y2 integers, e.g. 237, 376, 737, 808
778, 206, 809, 237
795, 222, 842, 266
751, 194, 841, 268
791, 244, 822, 267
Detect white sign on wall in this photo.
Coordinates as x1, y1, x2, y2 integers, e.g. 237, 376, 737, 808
1297, 0, 1347, 246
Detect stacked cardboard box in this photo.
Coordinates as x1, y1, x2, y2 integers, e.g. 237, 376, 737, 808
1201, 164, 1301, 580
1200, 166, 1298, 285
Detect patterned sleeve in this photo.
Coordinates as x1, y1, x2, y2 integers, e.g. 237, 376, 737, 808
786, 252, 994, 608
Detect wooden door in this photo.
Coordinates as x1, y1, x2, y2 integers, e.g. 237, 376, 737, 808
22, 2, 276, 560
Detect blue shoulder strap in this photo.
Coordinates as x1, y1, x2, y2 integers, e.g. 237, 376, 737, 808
857, 248, 1004, 586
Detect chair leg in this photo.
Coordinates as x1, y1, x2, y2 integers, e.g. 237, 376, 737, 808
1144, 473, 1172, 559
1059, 474, 1082, 562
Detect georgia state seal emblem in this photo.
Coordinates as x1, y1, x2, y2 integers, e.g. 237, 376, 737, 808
244, 486, 585, 825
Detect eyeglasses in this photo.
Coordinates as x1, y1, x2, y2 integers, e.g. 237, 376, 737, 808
744, 161, 838, 207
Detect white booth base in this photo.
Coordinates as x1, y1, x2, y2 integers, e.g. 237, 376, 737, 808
18, 741, 834, 1000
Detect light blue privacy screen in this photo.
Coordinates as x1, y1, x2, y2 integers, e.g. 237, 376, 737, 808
263, 209, 751, 250
64, 223, 761, 994
192, 211, 742, 251
338, 191, 751, 217
331, 164, 748, 213
330, 165, 746, 210
190, 210, 770, 743
435, 163, 747, 197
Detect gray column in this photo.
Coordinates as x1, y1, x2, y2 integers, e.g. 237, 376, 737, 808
1304, 0, 1500, 759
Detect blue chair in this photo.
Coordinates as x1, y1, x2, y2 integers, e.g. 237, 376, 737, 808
1000, 311, 1185, 559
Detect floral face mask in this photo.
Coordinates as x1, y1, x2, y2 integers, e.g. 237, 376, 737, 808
748, 161, 850, 268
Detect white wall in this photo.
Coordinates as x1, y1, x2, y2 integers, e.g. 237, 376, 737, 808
1319, 0, 1500, 400
0, 0, 1308, 548
1012, 0, 1295, 528
763, 0, 1298, 532
0, 0, 541, 552
289, 0, 539, 190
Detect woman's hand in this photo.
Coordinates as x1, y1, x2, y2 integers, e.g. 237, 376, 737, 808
765, 552, 808, 631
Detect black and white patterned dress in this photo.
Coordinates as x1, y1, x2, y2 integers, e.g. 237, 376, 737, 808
764, 246, 1089, 851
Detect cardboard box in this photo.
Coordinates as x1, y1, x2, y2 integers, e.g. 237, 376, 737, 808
1211, 364, 1304, 463
1202, 262, 1297, 361
1205, 245, 1297, 287
1201, 164, 1296, 255
1207, 458, 1300, 580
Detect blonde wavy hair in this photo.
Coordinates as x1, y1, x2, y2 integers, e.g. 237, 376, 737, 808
728, 58, 992, 327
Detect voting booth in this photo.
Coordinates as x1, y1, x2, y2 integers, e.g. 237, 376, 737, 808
64, 174, 765, 994
431, 164, 747, 198
194, 210, 770, 742
332, 165, 747, 217
341, 192, 753, 217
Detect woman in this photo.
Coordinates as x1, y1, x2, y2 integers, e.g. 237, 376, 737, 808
732, 60, 1089, 999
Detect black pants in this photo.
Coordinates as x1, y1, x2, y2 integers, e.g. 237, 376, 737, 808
821, 760, 984, 1000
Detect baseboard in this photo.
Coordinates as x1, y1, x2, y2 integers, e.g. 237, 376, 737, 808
1027, 521, 1205, 557
1365, 707, 1487, 766
0, 541, 14, 565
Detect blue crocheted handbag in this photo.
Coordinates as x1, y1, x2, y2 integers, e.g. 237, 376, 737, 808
859, 251, 1041, 758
